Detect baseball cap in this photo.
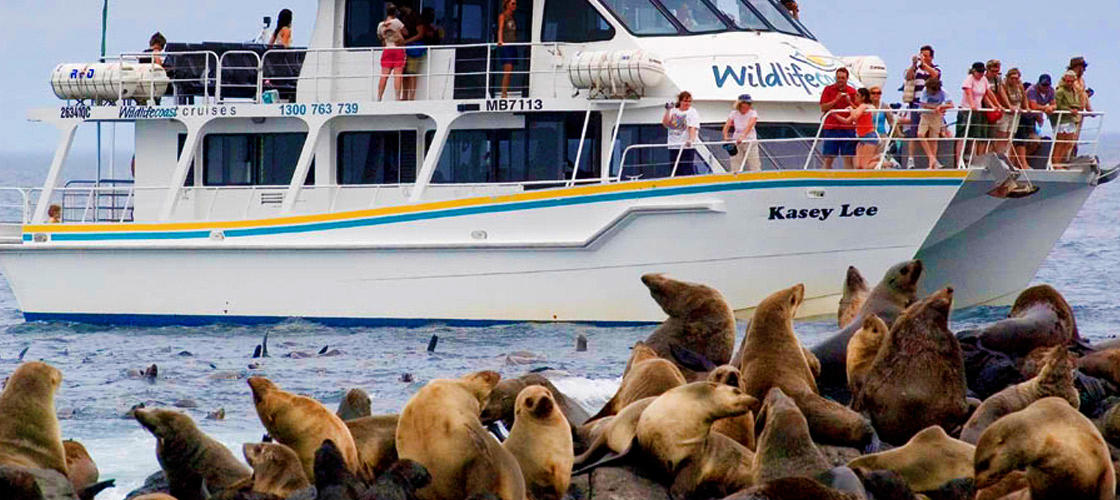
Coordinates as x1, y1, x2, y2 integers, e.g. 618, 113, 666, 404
737, 94, 753, 104
1038, 74, 1052, 86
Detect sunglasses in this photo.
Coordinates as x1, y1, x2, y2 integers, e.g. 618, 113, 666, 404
870, 91, 882, 95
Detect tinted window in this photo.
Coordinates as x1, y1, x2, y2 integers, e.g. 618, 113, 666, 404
601, 0, 678, 35
710, 0, 767, 30
543, 0, 615, 42
743, 0, 800, 34
202, 133, 313, 186
344, 0, 391, 48
658, 0, 726, 32
337, 131, 418, 184
612, 124, 674, 179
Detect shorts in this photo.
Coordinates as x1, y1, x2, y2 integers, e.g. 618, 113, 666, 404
918, 113, 944, 137
1013, 115, 1037, 142
404, 55, 424, 74
498, 45, 518, 65
859, 131, 879, 145
955, 110, 989, 140
1056, 122, 1079, 134
380, 48, 405, 69
821, 128, 857, 156
995, 114, 1014, 134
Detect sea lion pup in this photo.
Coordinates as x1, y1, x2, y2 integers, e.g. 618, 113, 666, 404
0, 361, 67, 475
812, 260, 924, 402
848, 426, 975, 493
839, 265, 870, 328
396, 371, 525, 500
243, 442, 310, 498
960, 345, 1079, 444
752, 388, 830, 484
248, 376, 360, 482
503, 386, 572, 500
737, 284, 875, 448
481, 373, 589, 431
315, 439, 367, 500
346, 414, 400, 480
586, 341, 685, 422
853, 288, 969, 445
640, 273, 736, 370
708, 365, 756, 451
976, 285, 1081, 357
974, 397, 1114, 500
133, 408, 251, 500
337, 388, 372, 421
846, 314, 889, 397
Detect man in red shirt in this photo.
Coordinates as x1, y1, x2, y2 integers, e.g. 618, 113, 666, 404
819, 68, 858, 169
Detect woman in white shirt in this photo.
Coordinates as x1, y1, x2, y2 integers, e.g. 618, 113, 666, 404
721, 94, 761, 172
662, 91, 702, 176
377, 4, 408, 101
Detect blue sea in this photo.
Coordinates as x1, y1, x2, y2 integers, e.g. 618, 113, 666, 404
0, 149, 1117, 499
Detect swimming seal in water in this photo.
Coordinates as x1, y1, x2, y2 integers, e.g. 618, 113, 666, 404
0, 362, 67, 476
134, 408, 251, 500
503, 386, 572, 500
640, 273, 736, 372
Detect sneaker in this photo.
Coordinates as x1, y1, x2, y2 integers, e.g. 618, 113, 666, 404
931, 161, 945, 169
906, 157, 915, 169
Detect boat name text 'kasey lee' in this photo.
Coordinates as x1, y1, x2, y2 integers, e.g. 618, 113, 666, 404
768, 204, 879, 221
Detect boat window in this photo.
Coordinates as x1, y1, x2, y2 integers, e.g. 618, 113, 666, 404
611, 124, 674, 179
710, 0, 768, 30
177, 134, 195, 186
742, 0, 801, 35
658, 0, 727, 33
432, 112, 601, 184
599, 0, 678, 36
337, 131, 418, 184
202, 133, 314, 186
542, 0, 615, 42
344, 0, 390, 48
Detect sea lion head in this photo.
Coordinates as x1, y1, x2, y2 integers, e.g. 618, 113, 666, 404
134, 408, 194, 439
698, 381, 756, 421
754, 283, 805, 329
313, 439, 348, 487
896, 287, 953, 332
640, 273, 730, 321
247, 376, 278, 406
707, 365, 742, 390
515, 385, 558, 420
382, 459, 432, 491
337, 388, 371, 420
845, 266, 869, 294
459, 370, 501, 408
1010, 284, 1079, 342
884, 260, 923, 297
480, 378, 524, 425
3, 361, 63, 398
244, 442, 297, 469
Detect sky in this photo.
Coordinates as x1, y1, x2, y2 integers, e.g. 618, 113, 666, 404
0, 0, 1116, 160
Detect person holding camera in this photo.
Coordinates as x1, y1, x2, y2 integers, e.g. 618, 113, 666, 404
721, 94, 760, 172
819, 67, 857, 169
662, 91, 702, 176
902, 46, 940, 168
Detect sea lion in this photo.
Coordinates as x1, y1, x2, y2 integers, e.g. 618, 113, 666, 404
363, 459, 432, 500
737, 284, 875, 448
960, 345, 1079, 444
396, 371, 525, 500
346, 414, 400, 480
846, 314, 889, 397
708, 365, 756, 451
724, 477, 859, 500
1078, 348, 1120, 387
572, 398, 655, 470
503, 386, 573, 500
481, 373, 590, 431
129, 495, 178, 500
0, 362, 67, 475
586, 342, 685, 422
1101, 403, 1120, 446
853, 288, 970, 445
640, 273, 736, 370
315, 439, 366, 500
752, 388, 829, 484
839, 266, 870, 328
337, 388, 372, 421
812, 260, 924, 402
975, 285, 1080, 357
848, 426, 975, 493
242, 442, 310, 498
248, 376, 361, 482
974, 397, 1114, 500
133, 408, 251, 500
63, 440, 98, 494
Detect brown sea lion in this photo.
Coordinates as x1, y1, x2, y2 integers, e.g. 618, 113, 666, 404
247, 376, 360, 482
846, 314, 889, 397
976, 285, 1080, 357
337, 388, 371, 421
503, 386, 572, 500
396, 371, 525, 500
975, 397, 1114, 500
737, 284, 875, 448
960, 345, 1079, 444
243, 442, 310, 498
1078, 348, 1120, 387
572, 398, 655, 469
481, 373, 590, 431
640, 273, 736, 369
707, 365, 756, 451
839, 265, 870, 328
129, 495, 179, 500
62, 440, 97, 494
0, 362, 67, 475
848, 426, 974, 493
853, 288, 970, 445
812, 260, 924, 402
752, 388, 829, 484
134, 408, 251, 500
1101, 403, 1120, 446
586, 342, 685, 422
346, 414, 400, 480
724, 477, 860, 500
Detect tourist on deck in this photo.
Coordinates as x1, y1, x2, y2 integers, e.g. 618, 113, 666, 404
956, 62, 995, 167
1025, 74, 1056, 167
401, 7, 438, 101
147, 32, 166, 66
663, 91, 702, 176
497, 0, 518, 99
781, 0, 800, 19
376, 4, 407, 101
722, 94, 761, 172
837, 88, 879, 170
1069, 57, 1092, 112
47, 205, 62, 224
918, 77, 952, 169
868, 86, 900, 168
985, 60, 1013, 156
269, 9, 293, 47
902, 45, 941, 168
1051, 71, 1083, 168
1003, 68, 1032, 169
819, 67, 857, 169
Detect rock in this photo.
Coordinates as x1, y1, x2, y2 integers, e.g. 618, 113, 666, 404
568, 473, 590, 500
124, 471, 168, 499
819, 445, 863, 468
587, 466, 669, 500
172, 399, 199, 409
0, 465, 78, 500
505, 351, 546, 366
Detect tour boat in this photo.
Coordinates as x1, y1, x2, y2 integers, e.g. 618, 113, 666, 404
0, 0, 1111, 325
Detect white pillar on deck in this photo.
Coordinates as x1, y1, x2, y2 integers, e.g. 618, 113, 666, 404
281, 117, 326, 214
158, 122, 202, 221
32, 122, 80, 223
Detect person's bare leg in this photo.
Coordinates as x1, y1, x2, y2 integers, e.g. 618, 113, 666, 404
822, 156, 834, 170
501, 63, 513, 98
378, 68, 390, 101
920, 134, 938, 167
842, 155, 854, 169
393, 69, 404, 100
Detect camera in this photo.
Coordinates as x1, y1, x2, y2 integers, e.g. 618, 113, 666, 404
665, 102, 675, 110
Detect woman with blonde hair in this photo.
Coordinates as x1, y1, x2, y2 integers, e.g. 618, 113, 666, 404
721, 94, 761, 172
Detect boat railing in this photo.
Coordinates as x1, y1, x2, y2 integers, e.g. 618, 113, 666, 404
617, 137, 828, 180
0, 188, 33, 225
811, 107, 1105, 170
217, 50, 263, 102
108, 51, 222, 104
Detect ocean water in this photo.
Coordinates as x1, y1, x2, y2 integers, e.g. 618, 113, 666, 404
0, 153, 1116, 499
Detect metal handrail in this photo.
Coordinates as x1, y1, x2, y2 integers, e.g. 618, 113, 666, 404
110, 50, 222, 104
617, 137, 813, 181
217, 50, 263, 102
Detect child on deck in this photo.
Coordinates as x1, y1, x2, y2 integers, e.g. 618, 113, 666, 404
918, 77, 953, 169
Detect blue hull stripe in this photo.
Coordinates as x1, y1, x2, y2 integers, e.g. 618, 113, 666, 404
22, 312, 659, 328
45, 177, 961, 242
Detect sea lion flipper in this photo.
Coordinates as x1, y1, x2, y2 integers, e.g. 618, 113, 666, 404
76, 479, 115, 500
670, 343, 716, 373
570, 437, 635, 476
